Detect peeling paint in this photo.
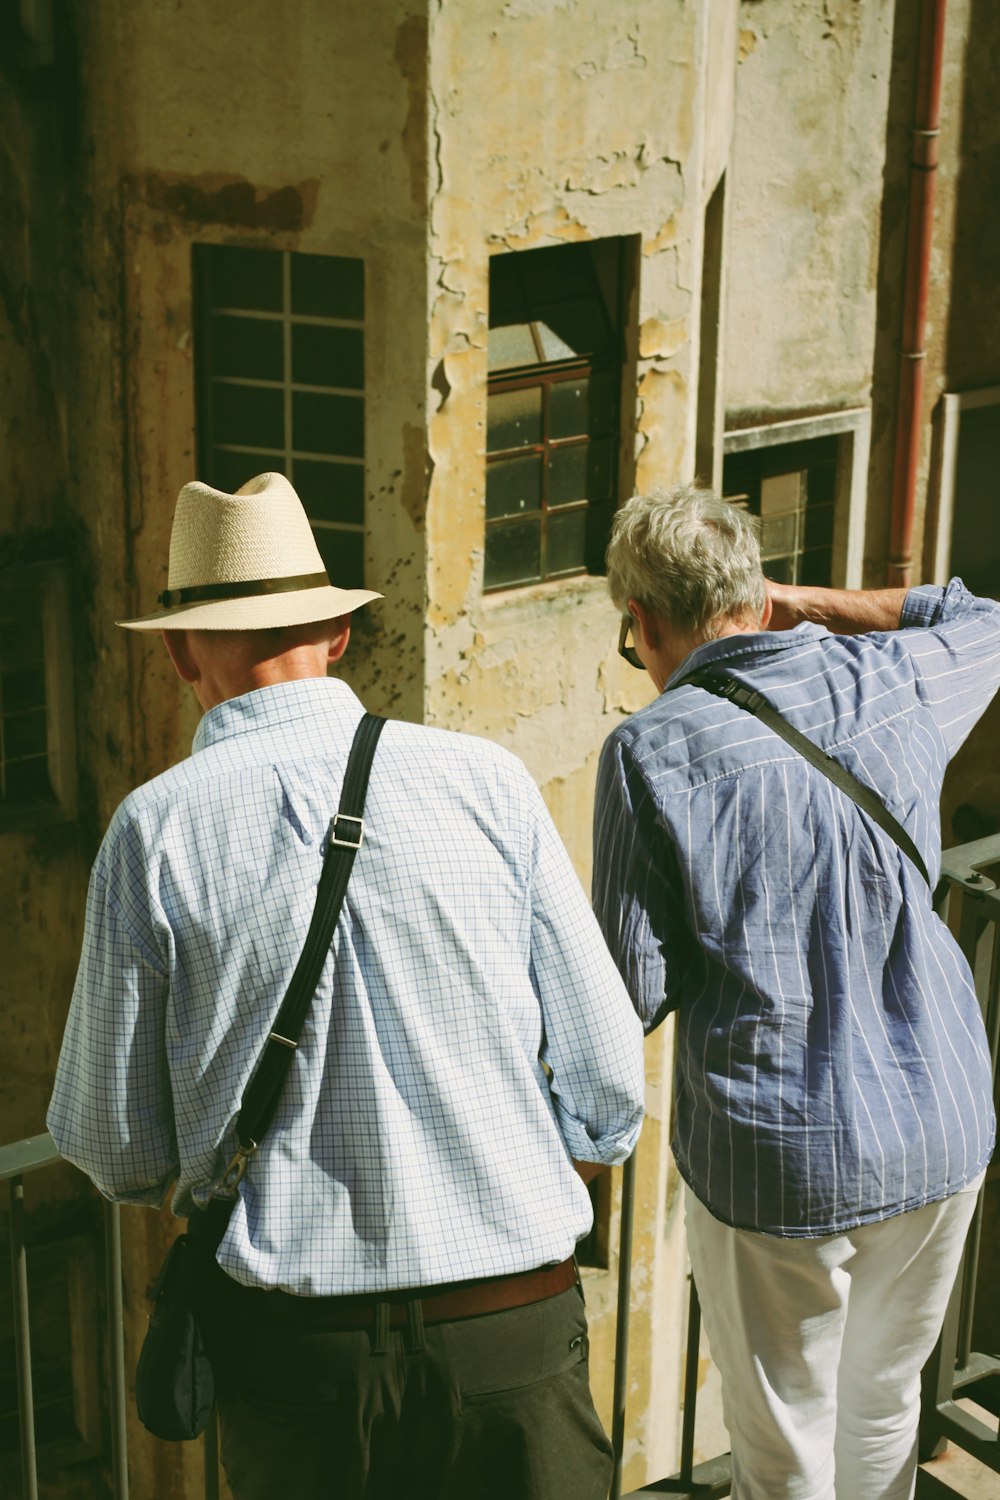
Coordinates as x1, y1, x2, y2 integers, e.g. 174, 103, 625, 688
639, 315, 688, 361
738, 26, 759, 63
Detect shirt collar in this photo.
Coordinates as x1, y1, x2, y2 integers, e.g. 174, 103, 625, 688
663, 622, 830, 691
192, 676, 364, 754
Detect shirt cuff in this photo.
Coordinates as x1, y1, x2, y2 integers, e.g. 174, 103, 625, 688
554, 1103, 643, 1166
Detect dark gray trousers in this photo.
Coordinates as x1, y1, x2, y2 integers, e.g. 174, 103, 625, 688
210, 1283, 612, 1500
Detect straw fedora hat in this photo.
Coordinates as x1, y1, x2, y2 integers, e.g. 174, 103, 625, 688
118, 472, 382, 631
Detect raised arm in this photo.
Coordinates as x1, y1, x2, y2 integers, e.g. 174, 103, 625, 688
767, 580, 909, 635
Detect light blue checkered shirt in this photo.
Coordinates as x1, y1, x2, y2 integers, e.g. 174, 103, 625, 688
49, 677, 644, 1294
593, 579, 998, 1237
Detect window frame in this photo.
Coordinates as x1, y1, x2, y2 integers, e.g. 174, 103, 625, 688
0, 558, 77, 833
193, 244, 367, 588
929, 384, 1000, 588
484, 239, 630, 594
723, 407, 870, 589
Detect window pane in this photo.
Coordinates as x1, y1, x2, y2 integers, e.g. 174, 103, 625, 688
209, 450, 286, 493
484, 520, 541, 590
800, 547, 833, 587
760, 471, 803, 516
761, 511, 800, 557
2, 667, 46, 711
212, 384, 285, 449
294, 459, 365, 527
5, 708, 46, 758
210, 315, 283, 381
293, 392, 364, 458
489, 254, 525, 321
547, 437, 612, 507
3, 755, 52, 803
292, 325, 364, 390
535, 300, 610, 360
549, 369, 616, 440
547, 507, 587, 576
488, 323, 539, 372
291, 255, 364, 320
487, 387, 543, 453
804, 501, 835, 550
313, 525, 364, 590
765, 555, 796, 585
202, 246, 282, 312
486, 454, 542, 520
516, 244, 593, 303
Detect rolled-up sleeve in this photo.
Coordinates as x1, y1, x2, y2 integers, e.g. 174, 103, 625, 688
525, 777, 644, 1164
47, 815, 176, 1205
901, 578, 1000, 758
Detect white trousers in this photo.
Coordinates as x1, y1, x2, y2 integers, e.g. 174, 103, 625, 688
684, 1179, 983, 1500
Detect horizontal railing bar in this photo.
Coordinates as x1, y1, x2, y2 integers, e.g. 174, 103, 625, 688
929, 1404, 1000, 1470
951, 1351, 1000, 1390
916, 1467, 972, 1498
0, 1135, 59, 1185
624, 1453, 733, 1497
940, 833, 1000, 889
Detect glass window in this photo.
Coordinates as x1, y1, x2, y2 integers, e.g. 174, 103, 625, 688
485, 239, 626, 592
0, 562, 76, 827
722, 435, 838, 588
194, 246, 367, 589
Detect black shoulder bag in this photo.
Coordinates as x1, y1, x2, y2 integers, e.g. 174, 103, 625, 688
679, 671, 934, 888
135, 712, 386, 1441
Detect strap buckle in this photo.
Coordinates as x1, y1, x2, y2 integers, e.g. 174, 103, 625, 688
714, 678, 764, 712
221, 1139, 257, 1191
329, 813, 364, 849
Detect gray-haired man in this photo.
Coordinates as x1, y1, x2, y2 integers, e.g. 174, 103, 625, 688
593, 483, 998, 1500
49, 472, 645, 1500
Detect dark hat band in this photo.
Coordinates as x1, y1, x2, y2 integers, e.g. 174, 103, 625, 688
158, 571, 330, 609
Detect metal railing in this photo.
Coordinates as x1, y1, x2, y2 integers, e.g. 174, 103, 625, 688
611, 831, 1000, 1499
1, 1136, 219, 1500
5, 831, 1000, 1500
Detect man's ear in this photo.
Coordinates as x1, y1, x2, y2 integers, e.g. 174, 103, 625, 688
162, 630, 200, 684
628, 598, 661, 650
327, 615, 351, 665
759, 591, 773, 631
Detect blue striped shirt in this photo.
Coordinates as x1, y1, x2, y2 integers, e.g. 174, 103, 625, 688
593, 579, 998, 1236
48, 677, 644, 1294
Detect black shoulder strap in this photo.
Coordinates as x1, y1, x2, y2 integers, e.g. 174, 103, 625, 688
679, 671, 932, 888
222, 712, 387, 1187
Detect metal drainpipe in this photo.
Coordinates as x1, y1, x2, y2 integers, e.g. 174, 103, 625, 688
887, 0, 948, 588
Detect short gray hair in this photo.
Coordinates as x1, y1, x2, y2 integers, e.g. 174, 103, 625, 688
605, 483, 766, 635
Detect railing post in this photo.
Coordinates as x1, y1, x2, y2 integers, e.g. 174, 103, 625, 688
9, 1176, 39, 1500
105, 1200, 130, 1500
679, 1277, 702, 1485
204, 1405, 220, 1500
610, 1150, 637, 1500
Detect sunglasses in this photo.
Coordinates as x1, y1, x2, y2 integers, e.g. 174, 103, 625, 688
618, 615, 644, 671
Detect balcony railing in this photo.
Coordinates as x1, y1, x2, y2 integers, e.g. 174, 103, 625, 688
4, 831, 1000, 1500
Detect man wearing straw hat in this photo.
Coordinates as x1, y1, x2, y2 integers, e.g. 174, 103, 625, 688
48, 472, 644, 1500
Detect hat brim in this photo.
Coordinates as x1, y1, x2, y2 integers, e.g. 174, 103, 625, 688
117, 583, 382, 632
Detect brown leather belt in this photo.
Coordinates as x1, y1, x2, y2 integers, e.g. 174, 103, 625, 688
213, 1256, 578, 1329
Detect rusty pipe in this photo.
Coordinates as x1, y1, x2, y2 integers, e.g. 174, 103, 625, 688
887, 0, 948, 588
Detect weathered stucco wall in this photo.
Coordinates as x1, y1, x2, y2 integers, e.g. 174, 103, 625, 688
113, 0, 432, 736
725, 0, 895, 424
